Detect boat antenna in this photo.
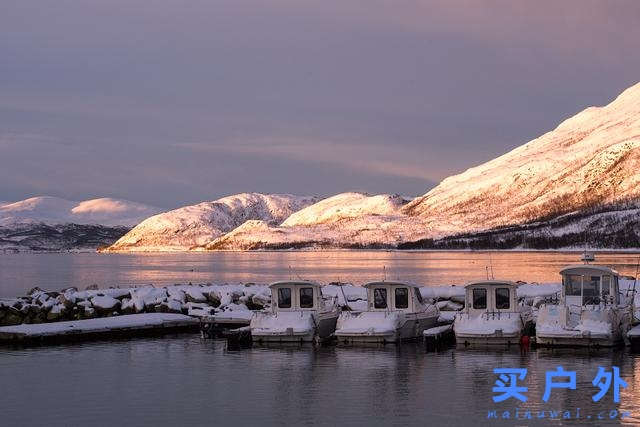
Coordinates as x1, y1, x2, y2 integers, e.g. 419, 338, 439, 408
486, 266, 489, 280
631, 257, 640, 320
383, 265, 387, 281
489, 253, 495, 280
628, 256, 640, 299
288, 265, 306, 281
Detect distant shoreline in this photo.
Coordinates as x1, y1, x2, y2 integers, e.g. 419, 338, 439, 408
4, 247, 640, 254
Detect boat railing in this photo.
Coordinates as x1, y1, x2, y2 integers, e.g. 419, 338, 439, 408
455, 311, 520, 321
481, 311, 520, 321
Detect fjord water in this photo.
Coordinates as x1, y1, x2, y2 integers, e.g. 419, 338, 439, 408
1, 339, 640, 426
3, 251, 640, 426
3, 250, 640, 298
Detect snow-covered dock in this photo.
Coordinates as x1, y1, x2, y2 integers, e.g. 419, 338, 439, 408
0, 313, 199, 344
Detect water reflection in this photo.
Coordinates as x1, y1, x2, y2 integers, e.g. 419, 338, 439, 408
2, 336, 640, 425
2, 251, 640, 297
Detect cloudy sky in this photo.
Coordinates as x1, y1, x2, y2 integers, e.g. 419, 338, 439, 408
1, 1, 639, 208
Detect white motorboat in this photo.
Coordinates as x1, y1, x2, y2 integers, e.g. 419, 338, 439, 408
250, 281, 339, 343
536, 262, 633, 347
334, 281, 439, 344
454, 280, 533, 346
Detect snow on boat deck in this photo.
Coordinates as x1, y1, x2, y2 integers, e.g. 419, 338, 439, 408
0, 313, 199, 343
423, 324, 453, 337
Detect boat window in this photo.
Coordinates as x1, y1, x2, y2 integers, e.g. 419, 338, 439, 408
583, 276, 600, 304
472, 288, 487, 310
495, 288, 510, 309
299, 287, 314, 308
277, 288, 291, 308
395, 288, 409, 309
564, 275, 582, 296
414, 288, 424, 304
602, 276, 611, 299
373, 288, 388, 309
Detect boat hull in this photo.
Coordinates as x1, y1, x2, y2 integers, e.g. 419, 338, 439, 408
455, 332, 521, 347
454, 313, 529, 347
535, 304, 628, 348
251, 312, 338, 343
535, 333, 620, 348
336, 315, 438, 344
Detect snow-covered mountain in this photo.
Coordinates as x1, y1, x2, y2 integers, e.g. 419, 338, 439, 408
47, 81, 640, 252
0, 196, 160, 227
204, 81, 640, 250
202, 192, 419, 250
281, 193, 406, 227
403, 81, 640, 238
400, 201, 640, 250
0, 196, 160, 251
0, 223, 130, 252
103, 193, 318, 252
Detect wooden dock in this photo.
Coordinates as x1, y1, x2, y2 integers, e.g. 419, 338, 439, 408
0, 313, 200, 344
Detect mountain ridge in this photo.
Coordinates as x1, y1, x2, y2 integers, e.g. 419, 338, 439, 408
102, 193, 318, 252
402, 81, 640, 237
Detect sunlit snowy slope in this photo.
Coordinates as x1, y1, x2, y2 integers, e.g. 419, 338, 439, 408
103, 193, 317, 251
403, 82, 640, 238
201, 192, 420, 250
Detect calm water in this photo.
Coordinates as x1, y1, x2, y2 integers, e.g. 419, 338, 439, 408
2, 250, 640, 298
3, 251, 640, 426
1, 338, 640, 426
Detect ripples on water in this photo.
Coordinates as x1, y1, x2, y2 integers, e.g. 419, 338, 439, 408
2, 251, 640, 297
1, 337, 640, 426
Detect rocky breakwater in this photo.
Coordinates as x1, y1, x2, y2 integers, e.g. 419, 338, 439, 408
0, 283, 272, 327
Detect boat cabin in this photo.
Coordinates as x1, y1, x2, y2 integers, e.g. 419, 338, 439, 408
269, 281, 324, 312
560, 265, 620, 306
364, 281, 425, 312
464, 281, 518, 314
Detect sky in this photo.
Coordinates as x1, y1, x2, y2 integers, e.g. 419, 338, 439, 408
1, 1, 640, 209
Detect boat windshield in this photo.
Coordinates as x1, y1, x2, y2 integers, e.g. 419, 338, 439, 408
583, 276, 600, 304
602, 276, 611, 300
374, 288, 388, 309
395, 288, 408, 309
299, 287, 314, 308
472, 288, 487, 309
564, 274, 582, 296
495, 288, 510, 309
277, 288, 292, 308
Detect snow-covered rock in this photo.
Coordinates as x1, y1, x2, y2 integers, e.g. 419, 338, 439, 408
91, 295, 121, 313
103, 193, 317, 251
